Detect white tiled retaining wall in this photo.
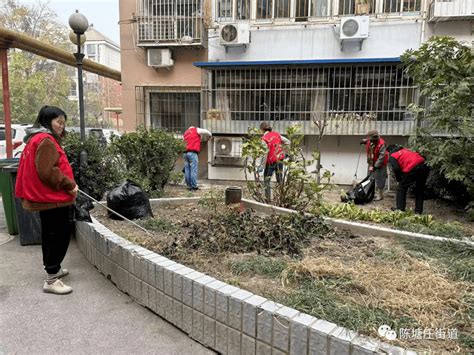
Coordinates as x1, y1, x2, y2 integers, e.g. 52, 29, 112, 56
75, 215, 415, 355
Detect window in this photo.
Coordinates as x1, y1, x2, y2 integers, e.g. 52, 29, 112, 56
276, 0, 291, 18
209, 64, 416, 123
295, 0, 309, 20
137, 0, 203, 42
339, 0, 375, 15
69, 81, 77, 97
237, 0, 251, 19
218, 0, 233, 20
311, 0, 330, 17
149, 92, 200, 133
256, 0, 273, 18
86, 44, 97, 60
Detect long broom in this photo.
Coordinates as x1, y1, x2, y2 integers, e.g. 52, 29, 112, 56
352, 146, 363, 187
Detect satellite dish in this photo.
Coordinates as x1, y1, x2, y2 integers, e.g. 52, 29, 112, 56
221, 24, 238, 42
342, 19, 359, 37
215, 138, 233, 155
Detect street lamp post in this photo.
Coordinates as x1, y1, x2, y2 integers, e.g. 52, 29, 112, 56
68, 10, 89, 180
68, 10, 88, 142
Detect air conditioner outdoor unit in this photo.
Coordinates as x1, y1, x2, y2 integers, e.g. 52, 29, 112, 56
340, 16, 369, 40
212, 137, 244, 166
147, 48, 174, 68
219, 23, 250, 47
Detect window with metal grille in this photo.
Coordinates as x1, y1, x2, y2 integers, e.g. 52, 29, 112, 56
206, 64, 417, 123
215, 0, 420, 20
149, 92, 200, 133
136, 0, 203, 43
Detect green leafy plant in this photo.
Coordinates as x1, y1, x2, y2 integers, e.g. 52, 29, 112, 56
318, 202, 471, 239
109, 127, 184, 197
401, 36, 473, 207
63, 132, 122, 200
242, 124, 332, 211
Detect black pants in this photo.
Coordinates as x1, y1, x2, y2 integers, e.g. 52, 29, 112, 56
40, 206, 73, 274
396, 163, 430, 214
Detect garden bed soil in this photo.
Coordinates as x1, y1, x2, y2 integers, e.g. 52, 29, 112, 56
164, 182, 472, 226
92, 202, 473, 353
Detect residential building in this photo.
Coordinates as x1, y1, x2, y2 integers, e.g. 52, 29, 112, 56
70, 26, 123, 129
199, 0, 472, 183
120, 0, 472, 184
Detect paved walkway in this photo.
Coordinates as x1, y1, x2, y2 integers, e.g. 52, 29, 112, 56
0, 201, 213, 354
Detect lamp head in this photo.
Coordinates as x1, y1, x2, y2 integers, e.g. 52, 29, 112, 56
68, 10, 89, 35
69, 31, 86, 45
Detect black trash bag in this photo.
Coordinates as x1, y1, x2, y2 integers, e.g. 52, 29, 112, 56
74, 193, 94, 222
106, 180, 153, 220
341, 173, 375, 205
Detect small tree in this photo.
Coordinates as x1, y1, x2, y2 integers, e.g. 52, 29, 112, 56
242, 124, 331, 211
401, 36, 473, 206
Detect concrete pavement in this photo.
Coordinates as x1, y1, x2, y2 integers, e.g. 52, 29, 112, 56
0, 203, 213, 354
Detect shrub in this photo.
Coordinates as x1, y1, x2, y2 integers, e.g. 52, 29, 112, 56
109, 128, 184, 197
242, 124, 332, 211
63, 133, 122, 200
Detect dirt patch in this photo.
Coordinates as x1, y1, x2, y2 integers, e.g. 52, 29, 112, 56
92, 201, 473, 352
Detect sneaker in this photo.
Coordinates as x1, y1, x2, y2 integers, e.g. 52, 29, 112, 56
191, 187, 200, 191
43, 279, 73, 295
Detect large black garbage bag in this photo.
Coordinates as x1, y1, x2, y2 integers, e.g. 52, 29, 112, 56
106, 180, 153, 220
341, 173, 375, 205
74, 193, 94, 222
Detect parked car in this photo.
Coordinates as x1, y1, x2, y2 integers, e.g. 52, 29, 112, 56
0, 123, 32, 159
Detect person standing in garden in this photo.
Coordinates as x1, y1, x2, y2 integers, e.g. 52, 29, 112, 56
260, 122, 290, 202
360, 130, 388, 201
387, 145, 430, 214
15, 106, 78, 295
183, 126, 212, 191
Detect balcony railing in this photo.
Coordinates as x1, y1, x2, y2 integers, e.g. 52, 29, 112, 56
135, 0, 204, 46
429, 0, 473, 21
201, 64, 419, 137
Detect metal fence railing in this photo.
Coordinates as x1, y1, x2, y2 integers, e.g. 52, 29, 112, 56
429, 0, 473, 21
135, 0, 204, 46
215, 0, 422, 21
201, 63, 419, 136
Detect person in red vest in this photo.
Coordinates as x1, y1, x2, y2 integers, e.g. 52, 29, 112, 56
387, 145, 430, 214
360, 130, 388, 201
260, 122, 290, 202
15, 106, 78, 295
183, 126, 212, 191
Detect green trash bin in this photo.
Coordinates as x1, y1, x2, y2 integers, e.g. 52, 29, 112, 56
0, 158, 20, 235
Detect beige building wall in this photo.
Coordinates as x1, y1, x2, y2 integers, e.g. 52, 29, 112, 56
119, 0, 207, 132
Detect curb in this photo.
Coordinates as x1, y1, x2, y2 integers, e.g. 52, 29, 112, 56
76, 197, 415, 355
241, 198, 474, 247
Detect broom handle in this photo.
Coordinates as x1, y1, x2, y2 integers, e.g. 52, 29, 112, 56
354, 146, 363, 180
78, 189, 152, 236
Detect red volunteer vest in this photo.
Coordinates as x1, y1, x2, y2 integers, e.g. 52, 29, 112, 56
366, 137, 388, 167
262, 131, 284, 165
15, 133, 75, 203
184, 127, 201, 153
391, 148, 425, 173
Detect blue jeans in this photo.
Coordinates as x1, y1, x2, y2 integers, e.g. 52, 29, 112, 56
264, 162, 283, 202
183, 152, 198, 189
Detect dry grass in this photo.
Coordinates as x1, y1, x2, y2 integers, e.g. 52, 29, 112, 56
286, 250, 472, 337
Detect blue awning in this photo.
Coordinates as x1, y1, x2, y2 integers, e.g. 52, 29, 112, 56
194, 57, 401, 68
